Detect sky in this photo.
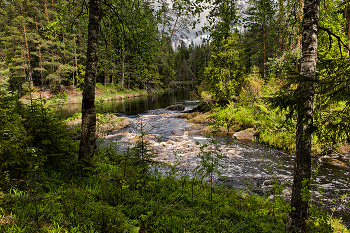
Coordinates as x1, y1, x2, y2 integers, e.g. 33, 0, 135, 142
182, 7, 211, 46
170, 0, 248, 47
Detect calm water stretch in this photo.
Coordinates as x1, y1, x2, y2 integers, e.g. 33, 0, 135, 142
57, 89, 350, 226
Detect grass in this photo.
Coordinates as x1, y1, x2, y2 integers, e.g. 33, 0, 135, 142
94, 83, 148, 102
0, 139, 348, 233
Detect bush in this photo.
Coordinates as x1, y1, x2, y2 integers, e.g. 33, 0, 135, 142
0, 96, 78, 188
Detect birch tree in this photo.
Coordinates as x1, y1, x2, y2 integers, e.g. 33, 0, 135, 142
286, 0, 320, 231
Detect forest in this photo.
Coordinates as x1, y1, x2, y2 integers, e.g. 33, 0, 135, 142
0, 0, 350, 232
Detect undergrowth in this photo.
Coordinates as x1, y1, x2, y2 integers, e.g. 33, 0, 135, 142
207, 72, 346, 155
0, 138, 347, 232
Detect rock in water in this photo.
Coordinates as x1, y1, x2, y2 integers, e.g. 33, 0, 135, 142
325, 158, 348, 168
164, 104, 185, 111
233, 128, 257, 140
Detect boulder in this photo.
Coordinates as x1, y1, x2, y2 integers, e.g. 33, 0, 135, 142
164, 104, 185, 111
171, 129, 185, 136
233, 128, 256, 140
325, 158, 348, 168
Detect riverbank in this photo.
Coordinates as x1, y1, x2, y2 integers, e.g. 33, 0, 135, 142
181, 100, 350, 170
20, 84, 161, 106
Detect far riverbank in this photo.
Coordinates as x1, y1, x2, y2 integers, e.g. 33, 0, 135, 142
20, 84, 162, 106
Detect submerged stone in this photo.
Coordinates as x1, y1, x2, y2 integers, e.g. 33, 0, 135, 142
325, 158, 348, 168
233, 128, 257, 140
164, 104, 185, 111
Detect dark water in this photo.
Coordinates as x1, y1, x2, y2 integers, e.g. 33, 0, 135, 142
54, 89, 195, 117
57, 89, 350, 227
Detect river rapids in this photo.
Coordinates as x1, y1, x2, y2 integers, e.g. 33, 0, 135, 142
103, 101, 350, 227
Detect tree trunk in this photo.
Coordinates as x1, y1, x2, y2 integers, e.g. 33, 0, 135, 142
121, 48, 125, 89
21, 2, 33, 90
20, 43, 26, 78
296, 0, 304, 72
278, 0, 284, 52
344, 0, 349, 33
44, 0, 49, 21
346, 0, 350, 57
162, 15, 179, 63
262, 21, 266, 79
34, 16, 45, 89
286, 0, 319, 232
127, 60, 130, 89
74, 35, 78, 87
78, 0, 100, 161
104, 63, 107, 86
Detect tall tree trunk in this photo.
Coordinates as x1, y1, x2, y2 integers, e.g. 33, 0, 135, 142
121, 47, 125, 89
286, 0, 319, 231
20, 43, 26, 78
296, 0, 304, 72
21, 2, 33, 89
157, 10, 167, 65
78, 0, 100, 161
262, 21, 267, 79
127, 60, 130, 89
104, 63, 107, 86
278, 0, 284, 52
348, 22, 350, 56
344, 0, 349, 33
74, 35, 79, 87
193, 49, 196, 81
44, 0, 49, 21
346, 0, 350, 56
162, 15, 179, 62
34, 16, 45, 89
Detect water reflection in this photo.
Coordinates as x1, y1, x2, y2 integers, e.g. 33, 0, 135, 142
53, 89, 194, 117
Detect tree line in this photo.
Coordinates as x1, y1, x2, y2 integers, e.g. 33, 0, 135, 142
0, 0, 212, 95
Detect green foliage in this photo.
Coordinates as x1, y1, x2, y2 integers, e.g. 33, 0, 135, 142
259, 127, 295, 152
0, 101, 29, 181
212, 103, 259, 132
129, 118, 156, 173
208, 70, 298, 153
301, 178, 311, 202
76, 64, 86, 89
205, 33, 246, 103
195, 140, 223, 181
0, 183, 139, 233
0, 96, 78, 187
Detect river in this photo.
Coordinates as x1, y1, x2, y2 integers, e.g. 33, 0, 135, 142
57, 89, 350, 227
